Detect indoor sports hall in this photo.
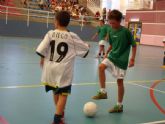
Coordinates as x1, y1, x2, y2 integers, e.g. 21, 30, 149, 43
0, 0, 165, 124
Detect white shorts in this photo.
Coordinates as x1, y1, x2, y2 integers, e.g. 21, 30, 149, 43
102, 58, 126, 79
99, 40, 107, 46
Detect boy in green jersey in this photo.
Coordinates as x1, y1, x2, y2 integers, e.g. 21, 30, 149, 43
92, 10, 137, 113
92, 18, 111, 58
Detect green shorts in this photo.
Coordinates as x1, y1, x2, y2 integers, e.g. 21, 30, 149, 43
45, 85, 72, 96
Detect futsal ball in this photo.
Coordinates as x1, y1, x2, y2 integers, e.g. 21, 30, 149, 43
83, 102, 98, 117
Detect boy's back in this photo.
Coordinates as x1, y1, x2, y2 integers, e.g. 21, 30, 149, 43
36, 29, 89, 88
36, 11, 90, 124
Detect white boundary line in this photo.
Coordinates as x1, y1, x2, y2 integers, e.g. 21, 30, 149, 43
0, 80, 165, 94
141, 120, 165, 124
127, 82, 165, 94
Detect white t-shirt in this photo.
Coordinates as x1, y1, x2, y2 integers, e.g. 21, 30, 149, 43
36, 29, 89, 88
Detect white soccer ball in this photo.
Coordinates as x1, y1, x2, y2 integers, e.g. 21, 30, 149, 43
83, 102, 98, 117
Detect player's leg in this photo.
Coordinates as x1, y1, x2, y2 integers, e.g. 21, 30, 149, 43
117, 79, 124, 104
99, 63, 107, 89
109, 66, 126, 113
53, 93, 59, 106
53, 85, 71, 124
92, 60, 108, 100
109, 79, 124, 113
53, 93, 65, 121
97, 40, 105, 58
102, 45, 105, 57
53, 94, 68, 124
97, 45, 102, 58
100, 45, 105, 58
56, 95, 67, 115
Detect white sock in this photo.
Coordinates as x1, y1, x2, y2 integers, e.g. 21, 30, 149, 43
100, 88, 106, 93
117, 102, 123, 106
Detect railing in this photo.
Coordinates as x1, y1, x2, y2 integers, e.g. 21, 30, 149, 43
0, 5, 99, 29
0, 5, 54, 27
87, 0, 102, 14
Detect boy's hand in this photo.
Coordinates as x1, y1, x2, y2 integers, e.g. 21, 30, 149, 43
40, 58, 44, 68
128, 58, 135, 68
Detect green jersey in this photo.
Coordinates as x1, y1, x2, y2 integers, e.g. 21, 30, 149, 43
108, 26, 136, 70
97, 25, 111, 41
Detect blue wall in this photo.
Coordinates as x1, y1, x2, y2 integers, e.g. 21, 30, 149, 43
0, 19, 97, 40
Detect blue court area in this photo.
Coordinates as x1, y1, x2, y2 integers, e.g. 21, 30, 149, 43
0, 36, 165, 124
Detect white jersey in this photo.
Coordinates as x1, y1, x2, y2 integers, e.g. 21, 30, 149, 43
36, 29, 89, 88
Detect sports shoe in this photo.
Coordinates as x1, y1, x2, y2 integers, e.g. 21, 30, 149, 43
109, 105, 123, 113
61, 112, 65, 121
52, 120, 65, 124
92, 91, 108, 100
52, 112, 65, 124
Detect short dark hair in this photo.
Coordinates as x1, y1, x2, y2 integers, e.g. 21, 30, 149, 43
108, 10, 123, 22
55, 11, 70, 27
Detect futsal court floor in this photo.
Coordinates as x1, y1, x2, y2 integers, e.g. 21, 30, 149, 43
0, 36, 165, 124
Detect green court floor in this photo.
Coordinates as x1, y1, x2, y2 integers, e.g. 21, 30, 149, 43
0, 36, 165, 124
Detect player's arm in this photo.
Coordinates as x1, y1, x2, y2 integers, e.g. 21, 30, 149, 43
104, 45, 112, 58
36, 31, 51, 67
92, 32, 98, 40
104, 31, 112, 58
128, 28, 137, 68
105, 26, 112, 41
104, 33, 109, 41
76, 41, 90, 58
129, 45, 137, 67
92, 27, 100, 40
71, 33, 90, 58
36, 33, 50, 57
82, 43, 90, 58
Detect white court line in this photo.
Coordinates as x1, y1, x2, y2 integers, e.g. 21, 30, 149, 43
0, 82, 117, 89
0, 80, 165, 95
127, 82, 165, 94
141, 120, 165, 124
73, 81, 117, 86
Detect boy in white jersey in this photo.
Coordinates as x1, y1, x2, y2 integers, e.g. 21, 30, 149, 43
36, 11, 89, 124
